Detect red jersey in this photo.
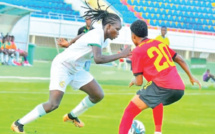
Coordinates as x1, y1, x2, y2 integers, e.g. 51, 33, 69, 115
132, 39, 185, 90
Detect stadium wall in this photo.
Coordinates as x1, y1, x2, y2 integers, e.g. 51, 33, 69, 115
112, 26, 215, 53
29, 17, 84, 38
26, 17, 215, 62
29, 17, 215, 53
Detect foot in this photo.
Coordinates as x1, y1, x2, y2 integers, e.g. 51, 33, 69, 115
23, 61, 32, 66
10, 61, 17, 66
11, 120, 25, 133
13, 61, 22, 66
63, 113, 84, 128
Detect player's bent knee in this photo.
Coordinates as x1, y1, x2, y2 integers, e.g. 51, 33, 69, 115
52, 105, 59, 111
45, 102, 60, 112
51, 102, 60, 110
97, 93, 104, 102
90, 93, 104, 103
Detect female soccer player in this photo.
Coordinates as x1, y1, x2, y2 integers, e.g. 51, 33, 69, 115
119, 20, 201, 134
11, 2, 131, 133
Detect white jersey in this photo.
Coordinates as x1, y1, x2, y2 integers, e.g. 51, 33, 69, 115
53, 28, 109, 73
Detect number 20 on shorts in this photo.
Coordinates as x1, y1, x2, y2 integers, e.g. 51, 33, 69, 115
147, 43, 175, 72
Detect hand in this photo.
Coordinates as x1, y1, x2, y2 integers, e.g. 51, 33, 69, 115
57, 38, 69, 48
190, 76, 201, 89
120, 46, 132, 58
129, 79, 135, 88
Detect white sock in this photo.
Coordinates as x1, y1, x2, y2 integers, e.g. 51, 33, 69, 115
70, 96, 95, 117
154, 132, 162, 134
15, 51, 20, 62
5, 54, 8, 63
18, 104, 46, 125
0, 53, 4, 63
8, 57, 12, 64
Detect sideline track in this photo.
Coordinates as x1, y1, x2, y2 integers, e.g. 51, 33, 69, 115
0, 76, 50, 80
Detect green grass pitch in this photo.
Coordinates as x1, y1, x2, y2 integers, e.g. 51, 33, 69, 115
0, 61, 215, 134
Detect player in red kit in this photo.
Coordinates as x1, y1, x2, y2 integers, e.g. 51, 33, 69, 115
119, 20, 201, 134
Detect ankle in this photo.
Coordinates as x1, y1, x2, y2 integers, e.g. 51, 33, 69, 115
16, 120, 24, 126
68, 113, 76, 119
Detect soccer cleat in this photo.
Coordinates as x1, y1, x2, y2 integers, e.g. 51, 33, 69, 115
63, 114, 84, 128
11, 120, 25, 133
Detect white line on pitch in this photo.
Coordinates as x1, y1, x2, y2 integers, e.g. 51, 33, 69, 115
0, 91, 214, 96
0, 76, 49, 80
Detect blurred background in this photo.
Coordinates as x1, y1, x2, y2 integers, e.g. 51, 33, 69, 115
0, 0, 215, 134
0, 0, 214, 65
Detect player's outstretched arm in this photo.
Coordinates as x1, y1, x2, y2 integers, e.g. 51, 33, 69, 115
174, 54, 201, 89
57, 33, 84, 48
57, 38, 69, 48
92, 46, 131, 64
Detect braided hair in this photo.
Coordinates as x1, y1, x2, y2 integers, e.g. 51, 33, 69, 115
82, 0, 121, 27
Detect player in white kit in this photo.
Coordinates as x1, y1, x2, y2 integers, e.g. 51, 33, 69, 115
11, 2, 131, 133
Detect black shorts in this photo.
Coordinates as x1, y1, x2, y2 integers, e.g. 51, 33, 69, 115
136, 81, 184, 108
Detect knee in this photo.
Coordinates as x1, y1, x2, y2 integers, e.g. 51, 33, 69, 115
46, 101, 60, 112
90, 92, 104, 103
97, 92, 104, 101
51, 102, 60, 110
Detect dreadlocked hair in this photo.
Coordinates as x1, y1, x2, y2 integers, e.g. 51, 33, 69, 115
82, 0, 121, 27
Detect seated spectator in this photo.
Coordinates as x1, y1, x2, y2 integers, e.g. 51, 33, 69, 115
1, 36, 9, 65
6, 35, 17, 66
0, 36, 4, 64
10, 35, 31, 66
203, 69, 215, 82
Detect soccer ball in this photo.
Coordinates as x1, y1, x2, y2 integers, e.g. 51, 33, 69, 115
128, 120, 145, 134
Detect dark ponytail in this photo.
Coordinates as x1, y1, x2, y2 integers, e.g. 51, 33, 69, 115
82, 0, 121, 27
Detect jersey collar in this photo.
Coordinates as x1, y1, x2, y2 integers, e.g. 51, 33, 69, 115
138, 38, 149, 47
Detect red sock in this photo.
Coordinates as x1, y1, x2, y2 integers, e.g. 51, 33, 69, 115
119, 101, 141, 134
152, 103, 163, 132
